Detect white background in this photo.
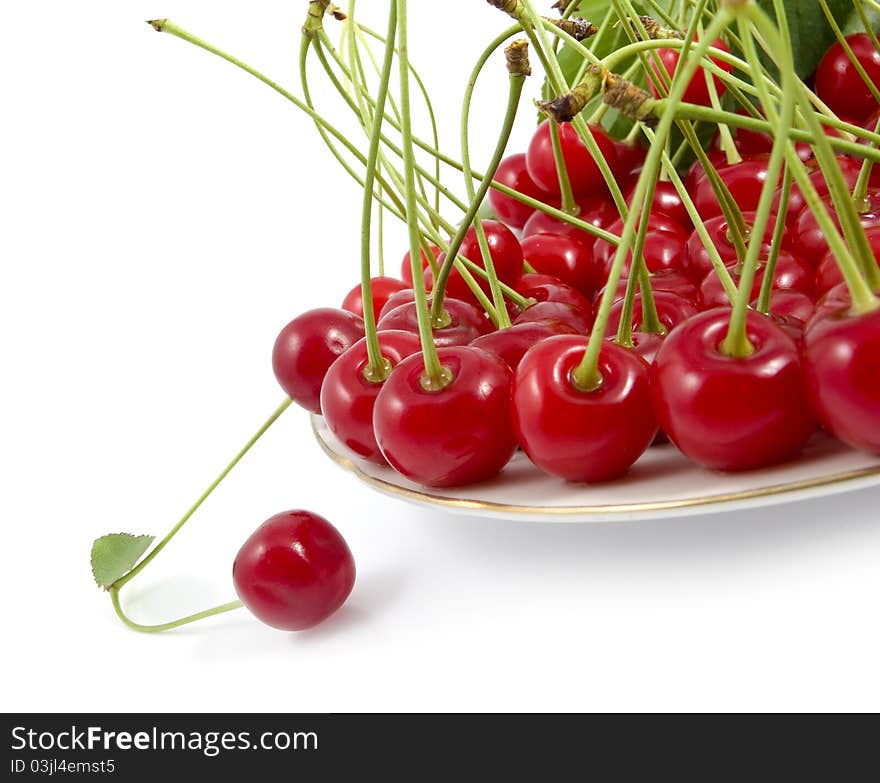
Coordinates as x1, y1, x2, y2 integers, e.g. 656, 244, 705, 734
3, 0, 880, 712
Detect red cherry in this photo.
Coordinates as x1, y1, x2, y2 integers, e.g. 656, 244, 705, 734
815, 34, 880, 123
272, 308, 365, 414
378, 288, 415, 320
513, 300, 594, 335
373, 346, 518, 487
341, 276, 408, 320
525, 120, 618, 197
614, 140, 647, 189
808, 282, 853, 331
521, 194, 618, 250
520, 233, 598, 296
400, 245, 439, 286
693, 155, 777, 220
233, 510, 355, 631
793, 189, 880, 262
512, 336, 657, 482
803, 305, 880, 452
515, 273, 594, 312
320, 330, 423, 463
594, 225, 688, 277
775, 156, 862, 228
751, 289, 816, 325
606, 290, 698, 335
648, 37, 732, 106
650, 308, 816, 471
488, 153, 552, 229
470, 320, 579, 372
698, 252, 814, 310
598, 269, 699, 306
814, 226, 880, 295
377, 296, 491, 346
632, 180, 691, 228
684, 212, 782, 282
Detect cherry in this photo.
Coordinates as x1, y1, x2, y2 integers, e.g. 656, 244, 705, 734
594, 225, 688, 277
233, 510, 355, 631
815, 33, 880, 124
650, 308, 816, 471
470, 320, 579, 372
606, 290, 698, 334
775, 156, 862, 229
684, 212, 782, 282
631, 180, 691, 228
378, 288, 416, 319
693, 155, 777, 220
752, 289, 816, 325
377, 296, 492, 346
697, 252, 814, 309
272, 308, 365, 414
616, 331, 669, 445
373, 346, 518, 487
341, 276, 408, 320
525, 120, 618, 197
511, 336, 657, 482
814, 226, 880, 296
803, 305, 880, 453
400, 245, 439, 287
648, 37, 732, 107
488, 153, 552, 229
520, 232, 599, 296
513, 300, 594, 335
521, 194, 617, 251
614, 140, 647, 190
793, 189, 880, 262
808, 282, 853, 331
515, 273, 594, 313
434, 220, 523, 306
320, 330, 422, 463
598, 269, 699, 306
716, 109, 826, 162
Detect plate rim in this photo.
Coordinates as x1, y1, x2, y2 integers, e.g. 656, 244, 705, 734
310, 416, 880, 517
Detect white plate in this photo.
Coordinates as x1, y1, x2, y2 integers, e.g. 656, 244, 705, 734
311, 415, 880, 522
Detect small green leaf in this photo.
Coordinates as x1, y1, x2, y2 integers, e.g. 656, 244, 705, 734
91, 533, 154, 589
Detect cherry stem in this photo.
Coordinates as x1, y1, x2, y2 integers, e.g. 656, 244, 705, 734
756, 166, 792, 314
574, 3, 732, 391
111, 397, 293, 592
396, 0, 447, 388
721, 12, 795, 358
853, 110, 880, 204
549, 120, 580, 216
431, 43, 528, 325
109, 588, 243, 634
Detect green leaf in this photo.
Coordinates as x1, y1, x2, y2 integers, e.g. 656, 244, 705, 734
91, 533, 154, 589
757, 0, 854, 79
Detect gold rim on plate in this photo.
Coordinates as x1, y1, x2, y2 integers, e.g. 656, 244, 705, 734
311, 416, 880, 517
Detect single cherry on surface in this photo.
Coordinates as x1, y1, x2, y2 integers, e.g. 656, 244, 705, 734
372, 346, 518, 487
512, 336, 657, 482
272, 308, 365, 414
233, 510, 355, 632
342, 276, 408, 320
320, 330, 423, 463
803, 305, 880, 453
650, 308, 817, 471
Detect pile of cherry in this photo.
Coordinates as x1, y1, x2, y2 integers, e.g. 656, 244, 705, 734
273, 32, 880, 489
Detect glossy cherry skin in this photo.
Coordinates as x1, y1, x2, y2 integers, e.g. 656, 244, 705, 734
470, 320, 579, 372
512, 336, 657, 482
693, 155, 777, 220
650, 308, 816, 471
803, 305, 880, 452
697, 252, 814, 310
594, 226, 688, 277
521, 194, 618, 251
639, 180, 691, 228
525, 120, 618, 197
373, 346, 518, 487
341, 276, 408, 320
814, 226, 880, 296
775, 155, 862, 229
520, 233, 598, 296
614, 140, 647, 190
648, 37, 732, 106
808, 283, 854, 332
606, 290, 698, 335
488, 153, 552, 229
598, 269, 699, 307
684, 212, 783, 282
513, 300, 594, 335
793, 189, 880, 262
400, 245, 440, 287
233, 510, 355, 631
378, 288, 415, 319
515, 273, 595, 312
751, 289, 816, 325
377, 296, 492, 347
320, 330, 422, 463
272, 308, 365, 414
815, 34, 880, 123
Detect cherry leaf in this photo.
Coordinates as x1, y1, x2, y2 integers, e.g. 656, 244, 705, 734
91, 533, 154, 589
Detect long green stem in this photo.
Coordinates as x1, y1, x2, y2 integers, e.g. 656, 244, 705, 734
112, 397, 293, 590
573, 8, 734, 390
357, 1, 397, 381
110, 588, 243, 634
